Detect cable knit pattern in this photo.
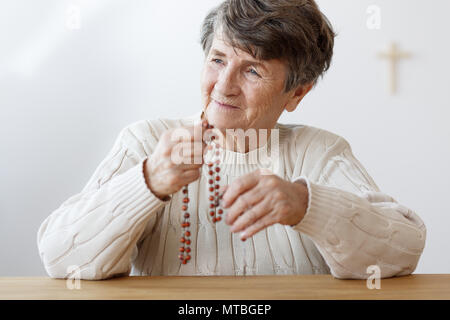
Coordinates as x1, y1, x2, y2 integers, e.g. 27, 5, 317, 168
37, 112, 426, 280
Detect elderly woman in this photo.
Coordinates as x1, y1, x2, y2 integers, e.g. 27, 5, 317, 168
37, 0, 426, 280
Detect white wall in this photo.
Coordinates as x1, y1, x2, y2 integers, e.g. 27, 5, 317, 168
0, 0, 448, 276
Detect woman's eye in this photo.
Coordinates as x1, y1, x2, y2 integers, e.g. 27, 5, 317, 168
249, 68, 260, 77
212, 58, 223, 64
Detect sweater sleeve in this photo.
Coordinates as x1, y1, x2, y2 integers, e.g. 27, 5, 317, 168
290, 137, 427, 279
37, 123, 170, 280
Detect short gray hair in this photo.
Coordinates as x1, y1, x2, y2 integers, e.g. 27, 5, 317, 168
200, 0, 336, 92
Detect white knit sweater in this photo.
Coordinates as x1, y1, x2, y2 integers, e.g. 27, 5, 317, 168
37, 112, 426, 280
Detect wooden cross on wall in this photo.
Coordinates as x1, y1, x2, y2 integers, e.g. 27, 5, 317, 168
378, 43, 412, 94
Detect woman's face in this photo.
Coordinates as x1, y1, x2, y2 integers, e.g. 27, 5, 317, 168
200, 31, 311, 133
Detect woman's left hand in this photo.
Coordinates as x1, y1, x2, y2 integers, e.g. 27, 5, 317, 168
221, 169, 309, 241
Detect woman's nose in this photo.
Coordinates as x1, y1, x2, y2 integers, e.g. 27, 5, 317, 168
215, 66, 240, 96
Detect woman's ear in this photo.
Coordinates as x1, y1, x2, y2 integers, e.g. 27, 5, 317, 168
284, 83, 314, 112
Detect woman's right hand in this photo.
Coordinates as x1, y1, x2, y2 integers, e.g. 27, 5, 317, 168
143, 123, 208, 200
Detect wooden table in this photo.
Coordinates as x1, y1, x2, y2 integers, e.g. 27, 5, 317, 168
1, 274, 449, 300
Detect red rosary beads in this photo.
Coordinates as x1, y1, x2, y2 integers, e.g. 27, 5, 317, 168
179, 185, 192, 264
178, 121, 223, 264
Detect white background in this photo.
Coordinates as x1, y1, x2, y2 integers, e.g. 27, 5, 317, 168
0, 0, 449, 276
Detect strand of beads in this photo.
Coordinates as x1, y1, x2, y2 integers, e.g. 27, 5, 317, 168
179, 121, 223, 264
207, 125, 223, 223
179, 185, 191, 264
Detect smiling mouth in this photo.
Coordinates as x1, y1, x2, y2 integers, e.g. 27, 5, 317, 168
213, 99, 239, 109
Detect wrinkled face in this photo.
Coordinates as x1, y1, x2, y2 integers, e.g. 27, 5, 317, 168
200, 31, 294, 132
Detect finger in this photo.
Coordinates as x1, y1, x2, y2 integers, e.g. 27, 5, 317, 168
222, 171, 260, 209
225, 187, 264, 226
240, 214, 275, 241
169, 124, 204, 145
171, 141, 206, 165
180, 168, 201, 182
218, 184, 228, 198
229, 198, 270, 233
184, 140, 208, 164
179, 141, 205, 157
177, 162, 203, 171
